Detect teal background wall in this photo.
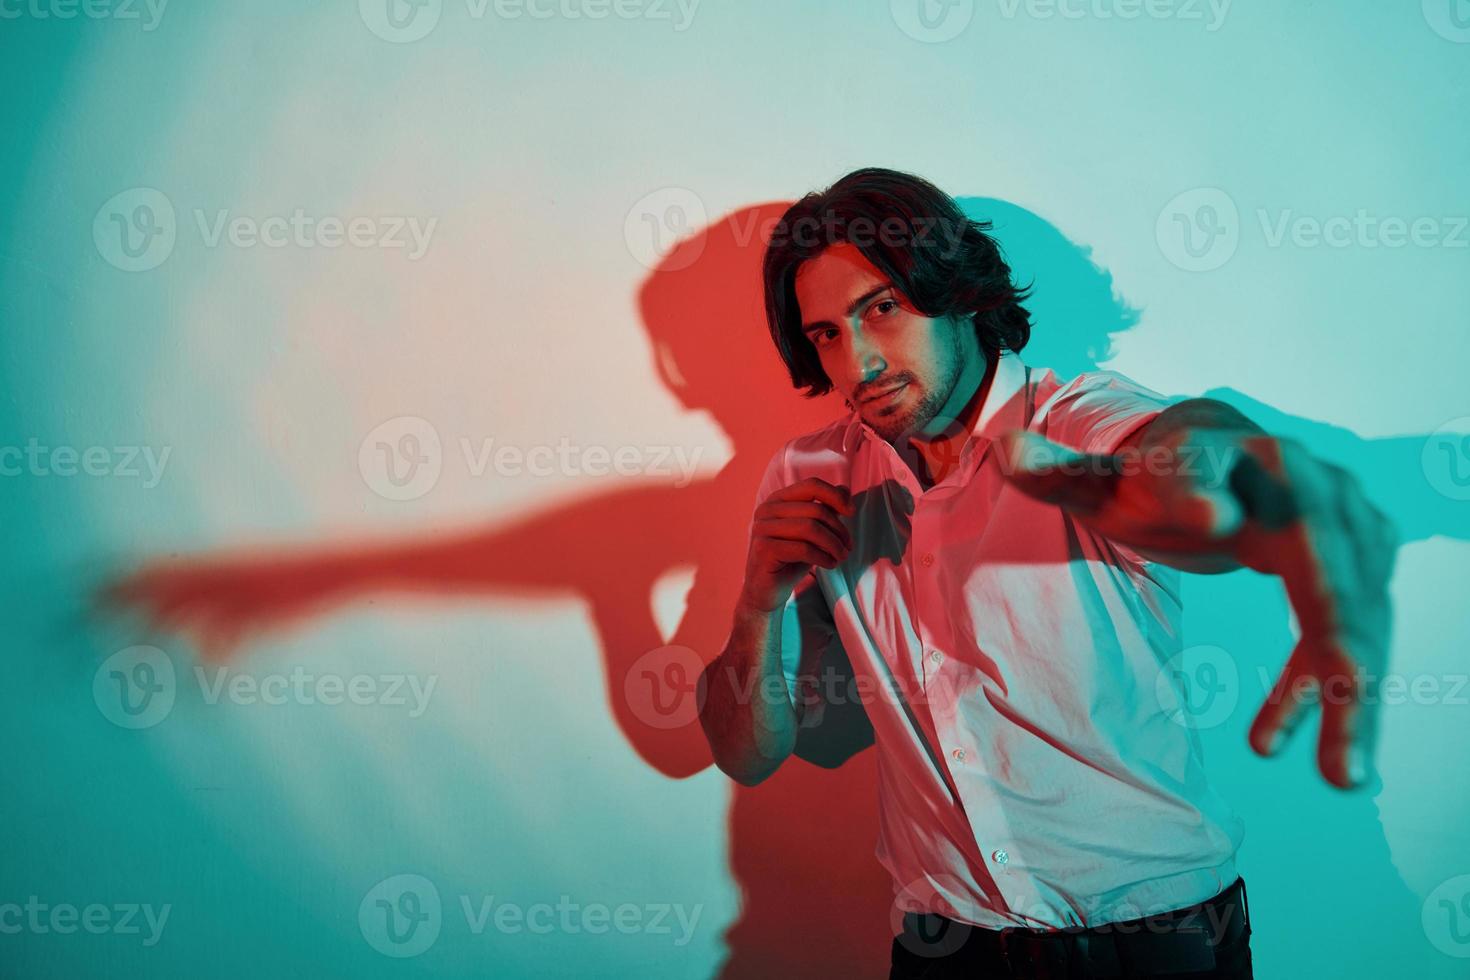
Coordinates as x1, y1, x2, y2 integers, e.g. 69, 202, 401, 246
2, 2, 1467, 977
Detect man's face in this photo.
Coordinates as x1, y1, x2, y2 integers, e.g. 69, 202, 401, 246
794, 242, 976, 444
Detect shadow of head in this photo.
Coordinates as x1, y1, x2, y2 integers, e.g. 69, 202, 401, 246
956, 196, 1142, 380
635, 201, 835, 440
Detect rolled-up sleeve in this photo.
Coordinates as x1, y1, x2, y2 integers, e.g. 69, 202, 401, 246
1043, 370, 1182, 456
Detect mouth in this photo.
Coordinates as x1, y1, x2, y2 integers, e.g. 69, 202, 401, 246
861, 382, 909, 406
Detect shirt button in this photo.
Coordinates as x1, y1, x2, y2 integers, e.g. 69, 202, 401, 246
951, 748, 966, 762
929, 649, 944, 666
920, 552, 935, 567
991, 849, 1009, 866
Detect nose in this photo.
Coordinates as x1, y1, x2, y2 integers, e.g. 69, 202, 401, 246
848, 330, 887, 390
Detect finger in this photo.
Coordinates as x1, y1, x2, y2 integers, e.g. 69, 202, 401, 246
775, 478, 854, 515
762, 521, 849, 566
757, 502, 852, 549
1317, 652, 1380, 790
770, 537, 844, 570
1248, 652, 1316, 757
996, 430, 1119, 515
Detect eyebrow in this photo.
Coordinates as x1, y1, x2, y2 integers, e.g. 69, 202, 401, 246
800, 283, 894, 337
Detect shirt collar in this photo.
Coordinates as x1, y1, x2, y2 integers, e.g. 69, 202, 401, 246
840, 348, 1031, 456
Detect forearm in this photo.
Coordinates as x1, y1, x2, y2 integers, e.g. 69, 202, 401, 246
698, 601, 799, 786
1141, 397, 1265, 445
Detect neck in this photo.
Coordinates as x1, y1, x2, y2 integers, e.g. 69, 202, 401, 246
914, 344, 993, 446
900, 344, 995, 486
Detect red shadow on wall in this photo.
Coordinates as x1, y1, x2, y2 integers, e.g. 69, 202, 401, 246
97, 203, 895, 979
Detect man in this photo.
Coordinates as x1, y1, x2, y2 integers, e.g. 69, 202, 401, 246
697, 168, 1399, 978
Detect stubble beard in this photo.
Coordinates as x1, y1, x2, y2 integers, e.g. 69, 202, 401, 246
872, 328, 966, 445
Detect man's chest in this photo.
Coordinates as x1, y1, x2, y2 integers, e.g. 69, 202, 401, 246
816, 461, 1088, 680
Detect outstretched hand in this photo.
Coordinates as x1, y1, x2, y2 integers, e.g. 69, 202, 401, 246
95, 554, 346, 662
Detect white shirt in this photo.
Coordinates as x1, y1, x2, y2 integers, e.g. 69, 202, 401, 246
749, 349, 1245, 931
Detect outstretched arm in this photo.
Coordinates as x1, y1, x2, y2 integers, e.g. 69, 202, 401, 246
998, 397, 1400, 792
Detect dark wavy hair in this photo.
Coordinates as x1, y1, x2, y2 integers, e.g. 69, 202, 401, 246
761, 168, 1033, 398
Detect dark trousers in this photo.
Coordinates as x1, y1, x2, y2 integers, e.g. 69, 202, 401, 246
890, 876, 1254, 979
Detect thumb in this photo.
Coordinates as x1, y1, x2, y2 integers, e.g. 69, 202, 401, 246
997, 430, 1118, 515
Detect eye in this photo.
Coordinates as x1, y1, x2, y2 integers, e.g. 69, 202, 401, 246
812, 327, 838, 347
870, 298, 899, 318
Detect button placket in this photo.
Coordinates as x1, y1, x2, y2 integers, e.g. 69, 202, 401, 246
909, 497, 936, 690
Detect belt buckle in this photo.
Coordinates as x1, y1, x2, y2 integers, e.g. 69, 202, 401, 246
996, 925, 1016, 974
999, 925, 1073, 978
997, 925, 1033, 976
1074, 928, 1123, 977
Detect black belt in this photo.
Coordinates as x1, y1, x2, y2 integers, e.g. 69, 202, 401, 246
899, 875, 1250, 978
